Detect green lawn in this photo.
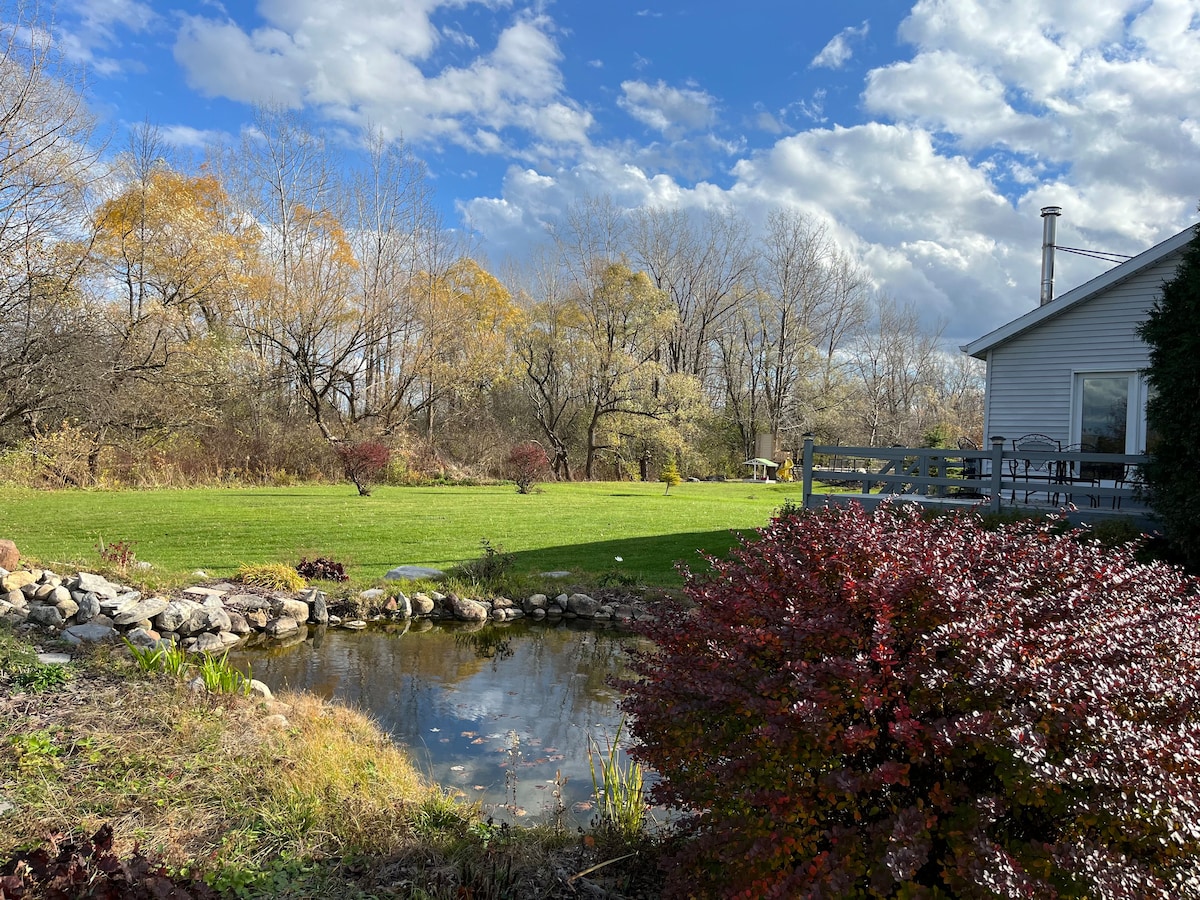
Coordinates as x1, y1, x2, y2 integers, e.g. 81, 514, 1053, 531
1, 481, 801, 587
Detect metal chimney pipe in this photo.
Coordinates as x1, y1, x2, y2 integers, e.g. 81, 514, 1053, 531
1039, 206, 1061, 306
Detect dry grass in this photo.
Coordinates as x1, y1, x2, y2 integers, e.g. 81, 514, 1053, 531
0, 632, 665, 898
0, 640, 443, 869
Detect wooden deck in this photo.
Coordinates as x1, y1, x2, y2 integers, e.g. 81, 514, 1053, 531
800, 436, 1155, 530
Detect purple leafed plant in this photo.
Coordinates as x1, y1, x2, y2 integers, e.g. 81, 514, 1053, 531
622, 502, 1200, 899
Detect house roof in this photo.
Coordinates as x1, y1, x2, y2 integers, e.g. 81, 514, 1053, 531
960, 222, 1197, 359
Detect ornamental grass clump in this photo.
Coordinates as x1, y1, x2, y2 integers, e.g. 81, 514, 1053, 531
622, 502, 1200, 899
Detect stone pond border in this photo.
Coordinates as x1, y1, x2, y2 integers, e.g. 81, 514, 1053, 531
0, 565, 654, 653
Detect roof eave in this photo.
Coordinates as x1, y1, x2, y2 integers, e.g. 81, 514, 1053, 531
960, 223, 1197, 359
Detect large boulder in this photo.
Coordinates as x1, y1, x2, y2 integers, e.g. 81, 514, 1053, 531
448, 594, 489, 622
384, 565, 444, 581
0, 540, 17, 570
71, 573, 120, 599
273, 597, 310, 622
26, 604, 64, 628
567, 593, 601, 617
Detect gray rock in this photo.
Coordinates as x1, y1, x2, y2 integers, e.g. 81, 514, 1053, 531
224, 593, 272, 613
3, 590, 25, 608
218, 631, 242, 647
2, 604, 29, 623
182, 585, 226, 601
273, 598, 309, 622
523, 593, 548, 613
36, 652, 71, 665
72, 572, 119, 599
411, 593, 435, 616
113, 597, 170, 627
26, 604, 64, 628
492, 597, 514, 610
124, 627, 159, 648
358, 588, 385, 600
156, 599, 200, 633
73, 592, 100, 622
531, 608, 546, 620
99, 592, 141, 617
310, 591, 330, 624
384, 565, 444, 580
341, 620, 368, 630
449, 595, 489, 622
554, 594, 569, 609
226, 610, 252, 635
545, 606, 563, 617
177, 604, 229, 636
264, 616, 299, 637
33, 583, 56, 602
49, 585, 72, 605
192, 632, 225, 653
244, 609, 268, 630
55, 597, 80, 621
62, 622, 119, 644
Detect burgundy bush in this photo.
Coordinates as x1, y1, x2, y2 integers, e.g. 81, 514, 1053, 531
335, 440, 390, 496
622, 503, 1200, 899
507, 441, 551, 494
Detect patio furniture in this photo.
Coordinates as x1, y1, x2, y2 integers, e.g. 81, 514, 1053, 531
1010, 433, 1061, 503
1055, 443, 1100, 506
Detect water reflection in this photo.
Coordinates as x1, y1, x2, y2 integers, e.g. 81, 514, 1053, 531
230, 620, 642, 825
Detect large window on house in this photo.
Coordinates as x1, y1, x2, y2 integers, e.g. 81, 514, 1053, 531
1072, 371, 1147, 480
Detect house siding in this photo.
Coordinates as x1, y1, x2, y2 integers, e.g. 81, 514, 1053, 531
982, 254, 1180, 446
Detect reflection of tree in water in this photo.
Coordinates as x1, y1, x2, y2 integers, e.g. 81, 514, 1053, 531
454, 625, 513, 661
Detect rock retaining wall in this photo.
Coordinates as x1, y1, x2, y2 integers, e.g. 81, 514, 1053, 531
0, 566, 650, 650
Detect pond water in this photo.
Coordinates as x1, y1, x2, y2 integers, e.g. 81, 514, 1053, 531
229, 619, 646, 827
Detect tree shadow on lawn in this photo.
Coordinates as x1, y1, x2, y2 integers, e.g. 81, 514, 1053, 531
498, 529, 760, 588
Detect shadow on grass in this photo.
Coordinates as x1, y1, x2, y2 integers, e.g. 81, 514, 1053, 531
495, 528, 762, 587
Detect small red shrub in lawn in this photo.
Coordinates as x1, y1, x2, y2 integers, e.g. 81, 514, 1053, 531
335, 440, 390, 496
622, 502, 1200, 899
507, 441, 551, 494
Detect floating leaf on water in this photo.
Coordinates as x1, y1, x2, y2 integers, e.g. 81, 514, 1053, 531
573, 801, 594, 812
450, 765, 466, 772
461, 731, 476, 738
471, 737, 486, 745
473, 785, 486, 791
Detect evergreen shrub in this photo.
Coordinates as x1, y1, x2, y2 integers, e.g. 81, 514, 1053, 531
622, 502, 1200, 899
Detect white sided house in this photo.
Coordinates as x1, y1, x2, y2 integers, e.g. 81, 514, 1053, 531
962, 210, 1197, 458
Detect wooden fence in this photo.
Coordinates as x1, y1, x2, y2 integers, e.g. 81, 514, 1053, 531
800, 435, 1151, 525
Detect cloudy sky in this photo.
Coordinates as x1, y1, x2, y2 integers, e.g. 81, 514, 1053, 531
49, 0, 1200, 346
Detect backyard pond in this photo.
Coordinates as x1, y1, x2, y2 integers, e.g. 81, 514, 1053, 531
229, 618, 650, 827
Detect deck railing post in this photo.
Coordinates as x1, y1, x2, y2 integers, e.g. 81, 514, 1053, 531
989, 436, 1005, 514
802, 433, 814, 509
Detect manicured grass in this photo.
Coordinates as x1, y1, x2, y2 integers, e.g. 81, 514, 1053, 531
1, 481, 801, 587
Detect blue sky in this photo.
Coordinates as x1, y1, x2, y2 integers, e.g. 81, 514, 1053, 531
44, 0, 1200, 345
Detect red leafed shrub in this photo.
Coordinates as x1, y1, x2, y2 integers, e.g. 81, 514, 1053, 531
296, 556, 349, 582
506, 441, 551, 494
335, 441, 390, 496
621, 502, 1200, 899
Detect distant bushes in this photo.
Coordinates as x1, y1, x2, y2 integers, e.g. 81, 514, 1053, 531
623, 502, 1200, 899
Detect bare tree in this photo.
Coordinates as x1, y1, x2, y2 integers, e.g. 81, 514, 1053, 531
846, 295, 945, 446
629, 206, 755, 390
0, 0, 102, 437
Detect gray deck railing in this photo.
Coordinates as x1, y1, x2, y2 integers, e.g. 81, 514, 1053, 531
800, 434, 1149, 517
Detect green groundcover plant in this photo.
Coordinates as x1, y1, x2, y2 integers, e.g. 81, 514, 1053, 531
622, 502, 1200, 899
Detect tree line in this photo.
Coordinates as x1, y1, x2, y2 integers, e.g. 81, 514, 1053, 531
0, 10, 982, 487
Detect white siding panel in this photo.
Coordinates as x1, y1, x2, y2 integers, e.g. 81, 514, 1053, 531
983, 255, 1178, 445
